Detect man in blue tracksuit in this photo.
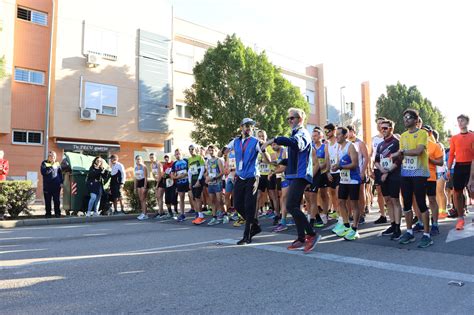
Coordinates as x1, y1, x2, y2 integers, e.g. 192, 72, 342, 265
225, 118, 270, 245
41, 151, 63, 218
264, 108, 321, 253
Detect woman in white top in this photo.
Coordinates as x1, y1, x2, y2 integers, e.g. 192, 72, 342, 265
134, 155, 149, 220
149, 153, 164, 218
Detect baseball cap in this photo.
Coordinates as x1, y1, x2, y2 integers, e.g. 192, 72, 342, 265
240, 118, 256, 126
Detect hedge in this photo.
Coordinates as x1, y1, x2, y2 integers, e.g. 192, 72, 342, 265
0, 181, 36, 219
123, 180, 158, 211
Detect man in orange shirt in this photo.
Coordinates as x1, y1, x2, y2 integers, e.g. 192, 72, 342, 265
447, 114, 474, 230
422, 125, 444, 235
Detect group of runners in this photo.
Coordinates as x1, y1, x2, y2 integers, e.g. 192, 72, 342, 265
131, 108, 473, 252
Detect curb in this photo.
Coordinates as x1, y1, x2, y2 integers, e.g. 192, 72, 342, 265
0, 214, 139, 229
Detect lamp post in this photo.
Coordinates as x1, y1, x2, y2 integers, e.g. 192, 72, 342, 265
339, 86, 346, 126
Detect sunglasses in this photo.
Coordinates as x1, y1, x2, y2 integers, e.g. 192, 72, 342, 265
403, 115, 415, 120
287, 116, 298, 121
243, 123, 253, 128
324, 129, 333, 134
381, 126, 391, 130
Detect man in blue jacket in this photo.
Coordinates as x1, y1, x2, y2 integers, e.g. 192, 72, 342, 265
41, 151, 63, 218
224, 118, 270, 245
264, 108, 321, 253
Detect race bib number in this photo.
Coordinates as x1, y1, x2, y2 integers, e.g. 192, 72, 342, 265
152, 167, 159, 175
318, 158, 325, 166
177, 169, 187, 176
330, 157, 337, 166
229, 158, 236, 170
166, 178, 174, 188
381, 157, 393, 171
340, 169, 351, 183
189, 165, 198, 175
402, 156, 418, 171
209, 169, 217, 178
260, 163, 270, 173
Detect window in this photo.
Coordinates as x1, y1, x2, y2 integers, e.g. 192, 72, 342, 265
174, 53, 194, 73
84, 82, 118, 116
17, 7, 48, 26
305, 89, 315, 114
164, 139, 173, 153
12, 130, 42, 145
176, 103, 191, 119
83, 23, 118, 60
14, 68, 45, 85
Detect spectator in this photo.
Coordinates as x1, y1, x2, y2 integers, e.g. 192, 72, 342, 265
110, 154, 126, 215
41, 151, 63, 218
86, 157, 110, 217
0, 150, 9, 181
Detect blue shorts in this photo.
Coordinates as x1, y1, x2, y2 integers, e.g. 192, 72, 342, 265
225, 178, 234, 193
281, 180, 290, 189
208, 182, 223, 194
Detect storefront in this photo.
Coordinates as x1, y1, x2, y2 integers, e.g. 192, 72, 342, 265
56, 140, 120, 161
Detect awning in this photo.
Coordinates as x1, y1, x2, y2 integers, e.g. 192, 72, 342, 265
56, 140, 120, 152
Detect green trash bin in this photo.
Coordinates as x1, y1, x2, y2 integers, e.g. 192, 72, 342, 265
61, 152, 107, 214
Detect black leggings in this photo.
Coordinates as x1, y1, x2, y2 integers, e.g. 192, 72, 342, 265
401, 176, 428, 213
287, 178, 315, 241
234, 177, 258, 237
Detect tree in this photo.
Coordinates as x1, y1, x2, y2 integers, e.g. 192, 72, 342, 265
327, 104, 340, 124
376, 82, 446, 142
185, 34, 309, 147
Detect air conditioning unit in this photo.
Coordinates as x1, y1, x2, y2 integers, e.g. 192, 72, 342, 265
80, 108, 97, 121
86, 53, 101, 67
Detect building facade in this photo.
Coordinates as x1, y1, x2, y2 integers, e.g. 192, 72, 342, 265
0, 0, 325, 194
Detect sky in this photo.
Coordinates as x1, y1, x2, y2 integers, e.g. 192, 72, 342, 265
166, 0, 474, 133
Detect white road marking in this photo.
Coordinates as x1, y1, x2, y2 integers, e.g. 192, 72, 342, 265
446, 223, 474, 243
219, 239, 474, 283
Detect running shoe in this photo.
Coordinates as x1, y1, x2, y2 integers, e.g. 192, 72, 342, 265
177, 214, 186, 222
447, 208, 458, 218
233, 218, 246, 227
222, 215, 230, 224
165, 213, 174, 219
230, 213, 240, 221
237, 237, 251, 245
455, 218, 465, 230
382, 224, 395, 236
413, 223, 424, 233
417, 235, 433, 248
320, 214, 328, 225
329, 212, 339, 219
204, 210, 213, 216
287, 219, 295, 226
358, 216, 366, 225
137, 213, 149, 220
331, 223, 345, 235
303, 234, 321, 253
187, 209, 196, 214
390, 230, 402, 240
438, 211, 448, 220
272, 216, 280, 226
430, 225, 440, 236
412, 216, 419, 224
208, 218, 221, 226
314, 215, 324, 228
154, 214, 163, 220
216, 210, 223, 218
374, 216, 387, 224
273, 224, 288, 232
399, 232, 415, 244
336, 226, 352, 238
192, 217, 206, 225
344, 228, 360, 241
287, 239, 305, 251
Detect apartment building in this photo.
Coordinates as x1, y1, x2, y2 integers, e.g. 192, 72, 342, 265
0, 0, 325, 194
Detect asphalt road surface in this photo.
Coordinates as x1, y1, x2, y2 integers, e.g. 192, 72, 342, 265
1, 209, 473, 314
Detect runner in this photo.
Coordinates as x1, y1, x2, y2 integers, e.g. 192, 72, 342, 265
134, 155, 149, 220
110, 154, 126, 215
187, 144, 206, 225
392, 109, 433, 248
268, 142, 286, 225
224, 118, 269, 245
324, 123, 340, 221
422, 125, 444, 235
374, 120, 403, 240
347, 125, 369, 225
224, 144, 236, 219
265, 108, 321, 253
162, 155, 177, 218
171, 149, 190, 222
149, 153, 164, 218
331, 127, 362, 241
272, 157, 290, 232
370, 117, 387, 224
447, 114, 474, 230
205, 145, 226, 225
433, 130, 448, 220
257, 130, 272, 216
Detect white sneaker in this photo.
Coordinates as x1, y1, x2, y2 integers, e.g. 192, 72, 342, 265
137, 214, 149, 220
321, 214, 328, 225
222, 215, 229, 224
85, 212, 91, 217
93, 212, 100, 217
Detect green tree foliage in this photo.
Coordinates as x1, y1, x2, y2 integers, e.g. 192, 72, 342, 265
185, 34, 309, 147
376, 82, 446, 142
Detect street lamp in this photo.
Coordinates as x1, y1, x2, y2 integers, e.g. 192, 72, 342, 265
339, 86, 346, 126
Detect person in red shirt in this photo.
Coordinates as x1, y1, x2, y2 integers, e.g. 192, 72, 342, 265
447, 114, 474, 230
0, 150, 9, 181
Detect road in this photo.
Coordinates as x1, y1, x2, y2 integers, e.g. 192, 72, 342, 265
1, 209, 473, 314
